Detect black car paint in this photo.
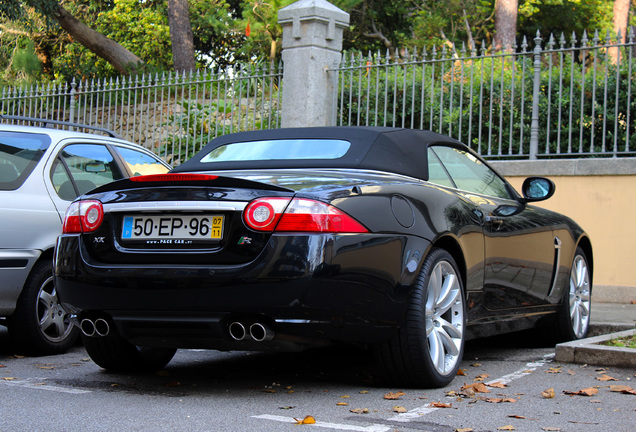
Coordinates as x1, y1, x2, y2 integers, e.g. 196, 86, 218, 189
55, 165, 589, 349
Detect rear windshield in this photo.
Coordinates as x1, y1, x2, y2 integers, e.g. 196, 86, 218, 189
200, 139, 351, 163
0, 131, 51, 190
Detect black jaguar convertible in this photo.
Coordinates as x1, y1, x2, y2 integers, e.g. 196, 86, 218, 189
54, 127, 592, 387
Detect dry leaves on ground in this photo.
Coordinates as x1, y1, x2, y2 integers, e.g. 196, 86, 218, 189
610, 385, 636, 395
563, 387, 598, 397
428, 401, 452, 408
541, 388, 555, 399
349, 408, 370, 414
461, 382, 490, 393
294, 416, 316, 424
383, 391, 406, 400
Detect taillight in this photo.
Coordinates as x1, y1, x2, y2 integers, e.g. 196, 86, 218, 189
62, 200, 104, 234
243, 197, 368, 233
243, 197, 291, 231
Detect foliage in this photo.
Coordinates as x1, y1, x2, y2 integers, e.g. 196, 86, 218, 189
601, 334, 636, 348
160, 66, 281, 164
337, 46, 636, 157
517, 0, 614, 40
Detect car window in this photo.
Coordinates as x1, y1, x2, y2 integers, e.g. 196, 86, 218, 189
0, 131, 51, 190
427, 147, 455, 188
116, 147, 170, 176
200, 139, 351, 162
430, 146, 512, 199
51, 144, 125, 201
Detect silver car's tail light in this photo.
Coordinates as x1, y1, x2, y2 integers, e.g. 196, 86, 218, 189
62, 200, 104, 233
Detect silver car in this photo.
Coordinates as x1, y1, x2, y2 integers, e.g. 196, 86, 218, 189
0, 117, 170, 355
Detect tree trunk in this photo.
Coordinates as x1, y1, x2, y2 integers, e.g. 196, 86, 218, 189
608, 0, 631, 63
167, 0, 196, 72
53, 3, 144, 74
493, 0, 518, 52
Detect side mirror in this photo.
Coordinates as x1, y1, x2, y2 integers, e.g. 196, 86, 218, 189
521, 177, 555, 202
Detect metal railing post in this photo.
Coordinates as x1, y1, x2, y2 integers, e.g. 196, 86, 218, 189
529, 31, 543, 159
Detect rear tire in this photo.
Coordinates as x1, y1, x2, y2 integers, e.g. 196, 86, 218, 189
375, 248, 465, 388
7, 260, 79, 355
554, 248, 591, 342
83, 333, 176, 372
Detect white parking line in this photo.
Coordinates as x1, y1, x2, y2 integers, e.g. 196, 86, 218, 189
0, 377, 91, 394
387, 353, 555, 423
252, 414, 391, 432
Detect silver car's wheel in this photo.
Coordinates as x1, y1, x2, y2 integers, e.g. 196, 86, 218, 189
425, 260, 464, 375
7, 260, 79, 355
37, 274, 75, 343
375, 248, 465, 388
568, 254, 591, 339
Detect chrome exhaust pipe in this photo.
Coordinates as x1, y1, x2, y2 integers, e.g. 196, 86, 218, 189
250, 322, 274, 342
228, 322, 248, 341
94, 318, 110, 337
80, 319, 96, 337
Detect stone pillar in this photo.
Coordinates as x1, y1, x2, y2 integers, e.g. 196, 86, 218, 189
278, 0, 350, 128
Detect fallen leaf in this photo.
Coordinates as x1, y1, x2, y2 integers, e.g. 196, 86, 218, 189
474, 373, 490, 381
541, 388, 555, 399
262, 389, 277, 393
336, 402, 349, 406
457, 369, 467, 376
541, 428, 561, 431
461, 383, 490, 393
13, 355, 25, 359
508, 415, 526, 419
596, 374, 617, 382
392, 406, 407, 413
497, 426, 516, 430
610, 385, 636, 395
340, 395, 350, 398
383, 391, 406, 400
359, 390, 369, 394
455, 428, 474, 432
294, 416, 316, 424
470, 363, 482, 367
546, 367, 562, 374
488, 381, 507, 388
164, 381, 180, 387
279, 406, 295, 410
0, 365, 6, 368
38, 366, 55, 370
567, 369, 576, 375
349, 408, 369, 414
428, 401, 452, 408
2, 377, 17, 381
563, 387, 598, 397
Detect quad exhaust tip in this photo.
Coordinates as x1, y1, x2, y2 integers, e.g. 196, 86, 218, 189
229, 321, 274, 342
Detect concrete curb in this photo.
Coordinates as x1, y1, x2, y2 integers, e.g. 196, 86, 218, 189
555, 326, 636, 368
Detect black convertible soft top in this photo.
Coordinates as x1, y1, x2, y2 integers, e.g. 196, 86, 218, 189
172, 126, 464, 181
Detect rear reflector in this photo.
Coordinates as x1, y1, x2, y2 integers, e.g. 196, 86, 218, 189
129, 173, 219, 182
243, 197, 368, 233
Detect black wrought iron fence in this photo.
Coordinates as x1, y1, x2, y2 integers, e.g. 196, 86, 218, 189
0, 63, 282, 165
333, 30, 636, 159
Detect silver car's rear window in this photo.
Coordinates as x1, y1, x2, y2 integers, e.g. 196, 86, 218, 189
0, 131, 51, 190
200, 139, 351, 163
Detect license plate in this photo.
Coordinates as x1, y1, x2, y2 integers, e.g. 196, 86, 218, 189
121, 215, 224, 242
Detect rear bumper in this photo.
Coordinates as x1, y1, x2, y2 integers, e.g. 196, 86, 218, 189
0, 249, 40, 315
55, 233, 431, 349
